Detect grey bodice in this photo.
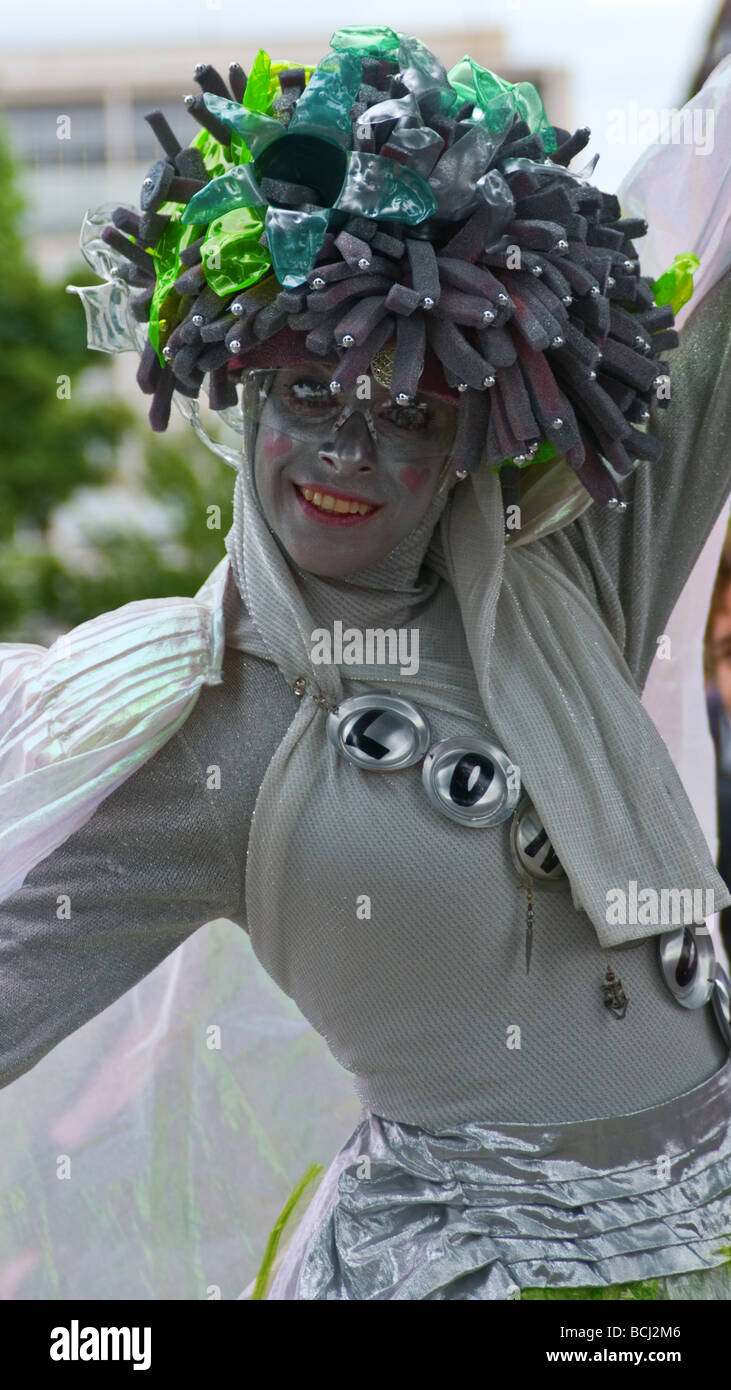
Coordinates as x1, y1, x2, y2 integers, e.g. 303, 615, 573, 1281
1, 270, 730, 1126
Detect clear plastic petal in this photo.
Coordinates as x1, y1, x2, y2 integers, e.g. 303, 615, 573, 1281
334, 151, 437, 224
66, 278, 139, 354
79, 202, 138, 279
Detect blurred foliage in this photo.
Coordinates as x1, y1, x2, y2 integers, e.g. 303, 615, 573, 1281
0, 118, 234, 640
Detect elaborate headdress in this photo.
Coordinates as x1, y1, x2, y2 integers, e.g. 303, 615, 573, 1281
73, 25, 685, 520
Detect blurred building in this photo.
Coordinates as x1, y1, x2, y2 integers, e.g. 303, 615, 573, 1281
0, 33, 570, 277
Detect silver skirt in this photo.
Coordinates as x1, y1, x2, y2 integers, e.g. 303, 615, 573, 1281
265, 1059, 731, 1300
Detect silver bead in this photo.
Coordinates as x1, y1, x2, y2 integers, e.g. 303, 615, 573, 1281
607, 497, 627, 513
421, 296, 435, 309
496, 292, 509, 305
561, 294, 573, 306
606, 276, 615, 288
395, 392, 410, 404
551, 416, 563, 429
457, 382, 469, 393
231, 301, 244, 315
550, 335, 564, 348
530, 264, 543, 276
162, 345, 173, 360
639, 407, 650, 421
455, 469, 469, 480
341, 334, 355, 347
595, 350, 603, 361
623, 259, 635, 272
589, 285, 600, 297
229, 339, 241, 352
357, 256, 370, 270
183, 94, 195, 107
143, 177, 154, 190
555, 239, 569, 251
311, 276, 326, 290
482, 308, 495, 323
634, 335, 645, 348
588, 369, 597, 379
482, 374, 496, 388
192, 313, 204, 326
329, 380, 342, 394
513, 453, 527, 464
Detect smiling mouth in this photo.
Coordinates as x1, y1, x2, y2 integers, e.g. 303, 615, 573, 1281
293, 483, 382, 520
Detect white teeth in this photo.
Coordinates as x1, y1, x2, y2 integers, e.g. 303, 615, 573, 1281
298, 486, 374, 516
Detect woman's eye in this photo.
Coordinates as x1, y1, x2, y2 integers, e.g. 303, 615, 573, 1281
378, 401, 429, 433
284, 379, 333, 414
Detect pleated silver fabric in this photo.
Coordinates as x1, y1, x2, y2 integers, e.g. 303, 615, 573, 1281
266, 1058, 731, 1300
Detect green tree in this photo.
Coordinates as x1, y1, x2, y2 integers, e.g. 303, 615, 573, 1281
0, 117, 233, 639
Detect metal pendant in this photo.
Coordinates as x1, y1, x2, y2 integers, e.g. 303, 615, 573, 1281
421, 735, 521, 827
326, 693, 431, 772
509, 796, 566, 885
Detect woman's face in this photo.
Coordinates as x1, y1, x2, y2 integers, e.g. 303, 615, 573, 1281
251, 364, 458, 577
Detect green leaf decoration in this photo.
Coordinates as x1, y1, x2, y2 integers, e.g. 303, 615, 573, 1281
652, 252, 700, 315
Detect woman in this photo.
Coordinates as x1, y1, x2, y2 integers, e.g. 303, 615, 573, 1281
1, 27, 730, 1300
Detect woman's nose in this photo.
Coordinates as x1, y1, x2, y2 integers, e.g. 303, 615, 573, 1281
318, 409, 376, 474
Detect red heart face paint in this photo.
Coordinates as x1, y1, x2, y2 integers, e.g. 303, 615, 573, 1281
399, 464, 432, 495
262, 428, 293, 462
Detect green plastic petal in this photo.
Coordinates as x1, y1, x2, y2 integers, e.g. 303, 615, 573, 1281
191, 125, 240, 179
200, 206, 270, 297
244, 49, 274, 114
148, 215, 199, 361
264, 205, 330, 288
288, 53, 361, 148
448, 58, 557, 152
182, 165, 265, 226
330, 25, 400, 57
334, 150, 437, 224
652, 252, 700, 315
202, 94, 284, 158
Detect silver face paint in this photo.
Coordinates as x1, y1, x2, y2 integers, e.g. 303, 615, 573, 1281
250, 365, 458, 578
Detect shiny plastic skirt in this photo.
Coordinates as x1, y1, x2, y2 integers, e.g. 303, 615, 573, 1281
261, 1059, 731, 1300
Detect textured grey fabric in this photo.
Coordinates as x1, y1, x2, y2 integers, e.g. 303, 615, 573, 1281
0, 275, 728, 1126
0, 647, 296, 1088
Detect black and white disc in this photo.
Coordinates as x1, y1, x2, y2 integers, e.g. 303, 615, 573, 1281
421, 736, 520, 827
711, 966, 731, 1047
657, 926, 716, 1010
509, 796, 566, 884
326, 693, 431, 772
